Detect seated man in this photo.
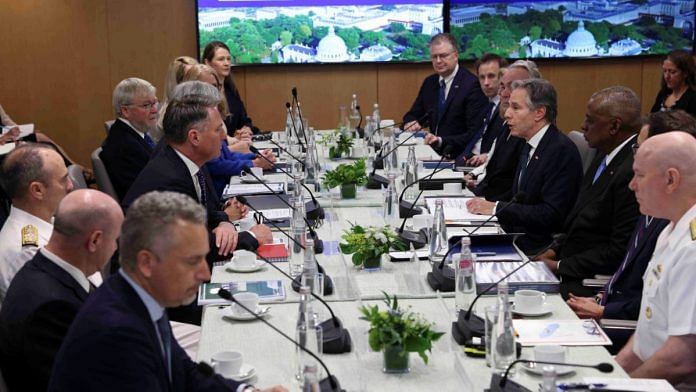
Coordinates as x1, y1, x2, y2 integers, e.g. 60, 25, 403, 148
101, 78, 160, 200
402, 33, 488, 157
0, 189, 122, 391
48, 191, 287, 392
0, 144, 74, 304
538, 87, 641, 298
467, 79, 583, 254
615, 132, 696, 389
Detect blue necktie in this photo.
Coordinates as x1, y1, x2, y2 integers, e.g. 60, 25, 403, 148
462, 101, 496, 157
437, 79, 446, 126
156, 314, 172, 382
195, 170, 208, 206
592, 157, 607, 184
144, 133, 156, 149
514, 143, 532, 194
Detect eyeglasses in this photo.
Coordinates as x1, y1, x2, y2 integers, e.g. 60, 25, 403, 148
126, 100, 159, 111
631, 143, 639, 155
430, 51, 455, 61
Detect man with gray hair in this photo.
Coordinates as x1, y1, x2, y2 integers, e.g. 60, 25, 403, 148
0, 144, 74, 305
467, 79, 583, 254
101, 77, 159, 200
49, 191, 287, 392
0, 189, 123, 391
538, 86, 641, 299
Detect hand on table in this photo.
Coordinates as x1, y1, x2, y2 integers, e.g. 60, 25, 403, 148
253, 149, 276, 169
235, 126, 253, 140
403, 120, 421, 132
423, 133, 441, 146
229, 140, 252, 153
212, 222, 238, 256
467, 153, 488, 166
249, 224, 273, 245
224, 198, 248, 221
566, 293, 605, 320
465, 197, 495, 215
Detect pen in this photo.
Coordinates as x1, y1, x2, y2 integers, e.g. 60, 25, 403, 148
475, 251, 496, 256
557, 383, 607, 390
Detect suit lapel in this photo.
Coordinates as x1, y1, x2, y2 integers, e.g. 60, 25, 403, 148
165, 146, 199, 202
35, 253, 89, 303
519, 125, 556, 191
438, 69, 462, 127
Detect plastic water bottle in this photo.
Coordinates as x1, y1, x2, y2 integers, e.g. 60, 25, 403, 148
349, 94, 360, 132
428, 199, 447, 262
289, 198, 306, 277
455, 237, 476, 315
383, 173, 400, 227
305, 138, 319, 191
296, 286, 322, 381
492, 281, 516, 374
302, 364, 321, 392
403, 145, 419, 201
372, 103, 381, 127
301, 238, 321, 296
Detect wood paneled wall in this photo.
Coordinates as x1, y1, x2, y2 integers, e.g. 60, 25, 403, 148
0, 0, 663, 166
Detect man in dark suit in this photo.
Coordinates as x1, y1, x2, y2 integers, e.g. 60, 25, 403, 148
101, 78, 159, 200
0, 189, 123, 391
403, 33, 489, 157
539, 86, 641, 299
467, 79, 583, 254
48, 192, 287, 392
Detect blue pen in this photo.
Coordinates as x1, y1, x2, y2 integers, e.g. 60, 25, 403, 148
557, 382, 607, 390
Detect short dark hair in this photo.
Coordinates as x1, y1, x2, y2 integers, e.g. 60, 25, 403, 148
163, 81, 222, 144
429, 33, 458, 53
511, 79, 558, 123
647, 110, 696, 138
1, 144, 51, 200
475, 53, 508, 74
590, 86, 641, 133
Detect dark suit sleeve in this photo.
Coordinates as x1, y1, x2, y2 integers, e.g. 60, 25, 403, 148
439, 86, 489, 153
650, 90, 664, 113
403, 78, 431, 127
603, 296, 641, 321
236, 231, 260, 251
556, 169, 640, 279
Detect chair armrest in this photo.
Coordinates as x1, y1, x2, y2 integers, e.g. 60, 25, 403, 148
583, 278, 610, 288
594, 274, 613, 280
600, 319, 637, 330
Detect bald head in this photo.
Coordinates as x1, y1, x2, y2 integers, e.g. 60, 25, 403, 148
639, 132, 696, 185
53, 189, 123, 239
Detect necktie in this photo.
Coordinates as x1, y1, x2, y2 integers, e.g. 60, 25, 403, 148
156, 314, 172, 382
437, 79, 446, 125
601, 216, 651, 305
88, 282, 97, 294
144, 133, 156, 149
514, 143, 532, 193
592, 157, 607, 184
195, 170, 208, 206
461, 101, 496, 158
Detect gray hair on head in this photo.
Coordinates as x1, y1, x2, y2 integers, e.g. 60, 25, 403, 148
590, 86, 641, 133
112, 77, 156, 117
163, 81, 222, 144
119, 191, 207, 270
511, 79, 558, 123
509, 60, 542, 79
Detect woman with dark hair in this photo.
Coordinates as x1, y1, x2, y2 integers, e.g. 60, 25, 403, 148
202, 41, 257, 136
650, 49, 696, 116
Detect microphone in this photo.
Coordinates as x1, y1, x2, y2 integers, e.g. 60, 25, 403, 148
451, 232, 567, 344
426, 192, 526, 293
248, 146, 325, 223
493, 359, 613, 391
252, 251, 352, 354
267, 138, 305, 169
285, 102, 306, 150
291, 88, 309, 147
217, 288, 344, 392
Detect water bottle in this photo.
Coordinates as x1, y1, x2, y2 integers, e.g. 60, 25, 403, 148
492, 281, 516, 374
364, 115, 374, 144
296, 286, 323, 381
383, 126, 398, 174
338, 106, 350, 136
455, 237, 476, 315
383, 173, 400, 227
403, 145, 419, 201
305, 139, 319, 191
302, 364, 321, 392
428, 199, 447, 262
372, 103, 381, 127
300, 238, 321, 295
349, 94, 360, 132
289, 198, 306, 277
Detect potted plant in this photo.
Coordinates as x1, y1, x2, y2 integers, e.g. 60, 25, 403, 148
328, 132, 353, 159
321, 159, 367, 199
360, 292, 444, 373
339, 224, 406, 269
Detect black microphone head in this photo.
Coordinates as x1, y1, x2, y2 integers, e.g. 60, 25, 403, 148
596, 362, 614, 373
217, 288, 233, 300
249, 145, 260, 154
292, 87, 297, 97
235, 195, 248, 205
285, 102, 291, 108
356, 105, 360, 111
512, 191, 528, 203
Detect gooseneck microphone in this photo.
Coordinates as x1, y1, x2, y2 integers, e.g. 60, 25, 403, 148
217, 288, 344, 392
398, 145, 455, 219
452, 232, 567, 344
493, 359, 613, 391
291, 88, 309, 147
248, 146, 324, 223
253, 252, 352, 354
285, 102, 305, 150
267, 138, 305, 169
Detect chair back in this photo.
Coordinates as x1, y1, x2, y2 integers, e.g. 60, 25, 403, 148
91, 147, 119, 201
104, 120, 115, 133
67, 164, 88, 190
568, 130, 597, 174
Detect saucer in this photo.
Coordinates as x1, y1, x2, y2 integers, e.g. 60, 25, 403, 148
240, 176, 266, 183
522, 362, 575, 377
222, 305, 270, 321
512, 303, 553, 317
225, 260, 264, 273
219, 363, 257, 381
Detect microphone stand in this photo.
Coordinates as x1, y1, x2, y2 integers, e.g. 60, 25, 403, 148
285, 102, 305, 151
267, 139, 305, 170
217, 289, 344, 392
490, 359, 613, 392
254, 252, 352, 354
291, 88, 309, 148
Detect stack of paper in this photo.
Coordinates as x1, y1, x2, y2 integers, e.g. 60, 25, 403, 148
425, 196, 496, 222
513, 319, 612, 346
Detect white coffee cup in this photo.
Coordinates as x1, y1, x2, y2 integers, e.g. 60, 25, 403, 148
534, 345, 567, 364
351, 145, 365, 157
514, 289, 546, 313
231, 250, 256, 268
241, 167, 264, 180
412, 214, 434, 231
443, 182, 462, 193
238, 216, 255, 231
211, 350, 243, 376
232, 292, 259, 316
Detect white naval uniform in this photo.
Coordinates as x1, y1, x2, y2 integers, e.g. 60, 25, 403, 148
0, 206, 53, 306
634, 203, 696, 390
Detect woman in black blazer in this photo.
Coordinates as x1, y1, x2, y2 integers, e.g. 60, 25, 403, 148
650, 49, 696, 117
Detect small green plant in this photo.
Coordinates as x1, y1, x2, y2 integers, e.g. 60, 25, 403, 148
321, 159, 367, 189
359, 292, 445, 364
328, 132, 354, 159
339, 224, 406, 266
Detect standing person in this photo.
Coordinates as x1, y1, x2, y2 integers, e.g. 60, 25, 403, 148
650, 50, 696, 117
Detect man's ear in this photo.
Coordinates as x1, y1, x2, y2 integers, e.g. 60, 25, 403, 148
188, 128, 201, 147
135, 249, 158, 278
86, 230, 104, 253
28, 181, 47, 201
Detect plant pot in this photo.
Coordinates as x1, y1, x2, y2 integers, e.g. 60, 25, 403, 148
340, 183, 357, 199
383, 345, 410, 374
363, 255, 382, 270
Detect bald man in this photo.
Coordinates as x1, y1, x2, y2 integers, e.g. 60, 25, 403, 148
616, 132, 696, 389
0, 189, 123, 392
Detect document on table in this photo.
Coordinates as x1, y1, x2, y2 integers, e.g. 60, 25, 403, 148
513, 319, 612, 346
582, 377, 677, 391
259, 208, 291, 220
223, 182, 285, 198
424, 196, 496, 222
1, 123, 34, 138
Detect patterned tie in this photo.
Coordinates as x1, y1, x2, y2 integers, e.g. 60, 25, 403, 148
601, 216, 650, 305
437, 79, 446, 126
144, 133, 156, 149
514, 143, 532, 193
195, 170, 208, 206
156, 314, 172, 382
461, 101, 496, 158
592, 157, 607, 184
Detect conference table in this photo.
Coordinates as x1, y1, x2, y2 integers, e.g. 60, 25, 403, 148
196, 138, 629, 391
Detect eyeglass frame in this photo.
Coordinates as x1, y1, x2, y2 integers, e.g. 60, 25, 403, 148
125, 100, 160, 111
430, 51, 456, 61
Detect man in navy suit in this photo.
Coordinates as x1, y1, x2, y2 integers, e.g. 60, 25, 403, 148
48, 191, 287, 392
0, 189, 123, 391
403, 33, 489, 157
101, 78, 159, 200
467, 79, 583, 254
538, 87, 641, 299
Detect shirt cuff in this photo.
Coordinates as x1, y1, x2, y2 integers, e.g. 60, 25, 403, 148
245, 230, 257, 239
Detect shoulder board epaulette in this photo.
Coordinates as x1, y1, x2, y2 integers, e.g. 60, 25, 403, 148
21, 224, 39, 247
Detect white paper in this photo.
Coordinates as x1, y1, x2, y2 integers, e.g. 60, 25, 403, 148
259, 208, 291, 220
2, 123, 34, 138
425, 196, 496, 222
582, 377, 677, 391
223, 182, 285, 197
513, 319, 612, 346
0, 142, 16, 155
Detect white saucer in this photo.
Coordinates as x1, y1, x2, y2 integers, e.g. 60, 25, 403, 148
222, 305, 270, 321
522, 362, 575, 377
225, 260, 264, 273
240, 176, 267, 183
512, 303, 553, 317
219, 363, 257, 381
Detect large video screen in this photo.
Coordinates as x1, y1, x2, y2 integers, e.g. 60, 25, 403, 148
197, 0, 444, 64
450, 0, 695, 59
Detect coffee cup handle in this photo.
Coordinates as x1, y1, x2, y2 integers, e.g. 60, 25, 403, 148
541, 292, 547, 304
211, 360, 218, 372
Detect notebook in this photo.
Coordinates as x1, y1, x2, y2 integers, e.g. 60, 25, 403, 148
256, 243, 289, 262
